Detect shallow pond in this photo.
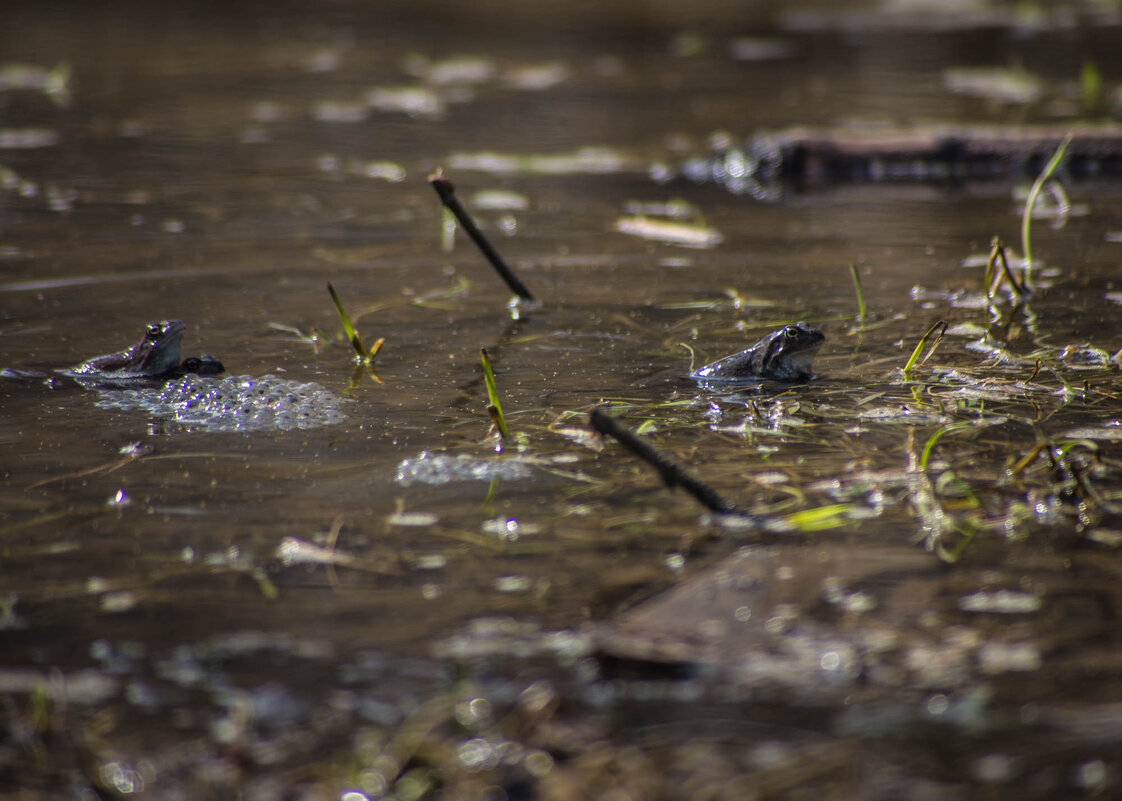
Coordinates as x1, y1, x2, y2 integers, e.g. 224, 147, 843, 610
3, 1, 1122, 798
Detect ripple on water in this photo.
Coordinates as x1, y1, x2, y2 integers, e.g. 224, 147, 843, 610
93, 374, 350, 432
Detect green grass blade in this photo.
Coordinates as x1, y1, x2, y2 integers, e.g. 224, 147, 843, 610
784, 503, 854, 531
903, 320, 947, 377
1021, 133, 1072, 283
849, 263, 867, 321
326, 282, 369, 363
481, 348, 509, 439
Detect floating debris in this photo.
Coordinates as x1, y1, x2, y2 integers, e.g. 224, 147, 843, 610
942, 66, 1043, 105
276, 537, 357, 568
0, 128, 59, 149
312, 100, 370, 123
470, 189, 529, 211
0, 62, 69, 104
728, 37, 795, 61
367, 85, 445, 117
347, 159, 407, 182
1061, 424, 1122, 441
503, 62, 569, 90
481, 517, 541, 541
958, 590, 1042, 614
978, 641, 1043, 674
447, 147, 638, 175
386, 510, 439, 527
405, 54, 496, 85
613, 215, 723, 248
492, 575, 534, 593
621, 198, 698, 218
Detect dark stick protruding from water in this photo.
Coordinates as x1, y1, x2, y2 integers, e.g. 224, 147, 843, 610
429, 172, 535, 302
589, 407, 741, 516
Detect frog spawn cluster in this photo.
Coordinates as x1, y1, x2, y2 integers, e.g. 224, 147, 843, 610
94, 374, 350, 432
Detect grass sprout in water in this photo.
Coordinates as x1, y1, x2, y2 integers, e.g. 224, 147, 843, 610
480, 347, 509, 442
902, 320, 948, 378
1021, 133, 1072, 284
849, 263, 867, 322
327, 281, 385, 366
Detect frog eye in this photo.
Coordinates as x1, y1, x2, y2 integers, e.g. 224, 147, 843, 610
783, 326, 800, 338
146, 324, 163, 338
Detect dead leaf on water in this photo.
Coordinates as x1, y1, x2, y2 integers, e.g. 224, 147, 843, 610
613, 216, 723, 248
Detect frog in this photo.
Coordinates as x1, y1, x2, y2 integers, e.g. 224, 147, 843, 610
6, 320, 349, 432
60, 320, 224, 385
2, 320, 224, 385
690, 322, 824, 383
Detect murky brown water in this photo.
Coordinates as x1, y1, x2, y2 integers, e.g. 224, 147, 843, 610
3, 1, 1122, 798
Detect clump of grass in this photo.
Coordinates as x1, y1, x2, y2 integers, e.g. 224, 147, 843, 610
429, 171, 536, 302
327, 282, 385, 366
1021, 133, 1072, 285
480, 348, 509, 441
902, 320, 947, 378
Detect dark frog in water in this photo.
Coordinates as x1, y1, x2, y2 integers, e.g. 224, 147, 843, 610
36, 319, 350, 433
691, 322, 824, 384
62, 319, 224, 385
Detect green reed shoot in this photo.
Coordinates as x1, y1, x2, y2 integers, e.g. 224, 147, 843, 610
1021, 133, 1072, 284
481, 348, 509, 439
327, 282, 383, 365
848, 263, 867, 321
903, 320, 947, 377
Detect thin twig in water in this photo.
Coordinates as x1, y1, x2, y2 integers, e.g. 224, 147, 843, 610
985, 237, 1025, 298
589, 406, 742, 516
429, 171, 535, 302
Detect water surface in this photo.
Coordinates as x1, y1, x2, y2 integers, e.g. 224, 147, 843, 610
3, 1, 1122, 798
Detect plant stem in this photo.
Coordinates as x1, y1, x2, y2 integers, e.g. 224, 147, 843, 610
1021, 133, 1072, 285
327, 282, 370, 363
481, 348, 509, 439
